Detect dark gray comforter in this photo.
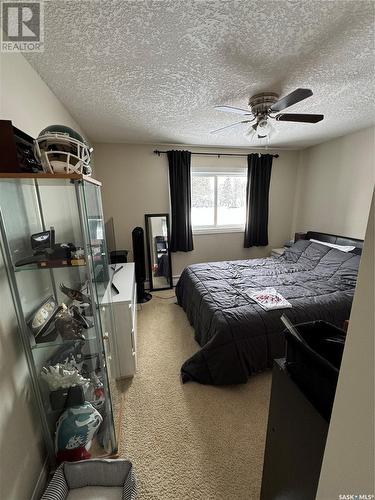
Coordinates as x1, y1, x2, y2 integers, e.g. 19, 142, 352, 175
176, 240, 360, 385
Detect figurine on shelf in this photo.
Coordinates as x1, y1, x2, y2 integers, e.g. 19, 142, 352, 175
41, 362, 90, 391
71, 247, 85, 260
86, 372, 105, 411
15, 227, 84, 268
41, 360, 91, 411
55, 402, 103, 463
27, 295, 60, 344
55, 304, 85, 341
47, 341, 85, 367
59, 282, 90, 303
59, 283, 93, 317
70, 305, 93, 329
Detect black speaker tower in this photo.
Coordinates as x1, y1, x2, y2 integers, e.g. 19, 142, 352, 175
132, 227, 152, 303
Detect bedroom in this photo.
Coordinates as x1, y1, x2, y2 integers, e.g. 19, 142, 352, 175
0, 1, 374, 500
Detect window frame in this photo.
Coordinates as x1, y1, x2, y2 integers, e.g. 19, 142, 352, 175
191, 168, 247, 234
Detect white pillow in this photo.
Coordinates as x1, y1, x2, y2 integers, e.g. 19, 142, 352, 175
309, 238, 356, 253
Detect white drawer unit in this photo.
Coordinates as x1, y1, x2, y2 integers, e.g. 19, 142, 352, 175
102, 263, 137, 379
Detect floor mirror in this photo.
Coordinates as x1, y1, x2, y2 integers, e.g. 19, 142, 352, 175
145, 213, 173, 291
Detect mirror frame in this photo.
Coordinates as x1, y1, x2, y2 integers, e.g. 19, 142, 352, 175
145, 213, 173, 291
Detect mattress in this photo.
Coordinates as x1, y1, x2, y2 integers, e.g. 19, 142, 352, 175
176, 239, 360, 385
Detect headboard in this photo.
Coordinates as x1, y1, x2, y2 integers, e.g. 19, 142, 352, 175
304, 231, 364, 254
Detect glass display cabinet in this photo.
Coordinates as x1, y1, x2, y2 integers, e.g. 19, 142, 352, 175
0, 173, 118, 469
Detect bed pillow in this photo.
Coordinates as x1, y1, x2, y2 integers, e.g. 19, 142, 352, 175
309, 238, 356, 253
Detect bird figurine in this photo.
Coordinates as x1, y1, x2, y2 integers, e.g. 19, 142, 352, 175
59, 283, 93, 316
70, 305, 93, 329
59, 283, 91, 303
55, 304, 85, 341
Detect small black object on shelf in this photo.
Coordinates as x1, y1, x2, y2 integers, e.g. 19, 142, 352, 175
50, 385, 85, 411
15, 227, 82, 268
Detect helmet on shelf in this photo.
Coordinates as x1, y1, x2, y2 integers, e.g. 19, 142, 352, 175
55, 401, 102, 453
34, 124, 93, 175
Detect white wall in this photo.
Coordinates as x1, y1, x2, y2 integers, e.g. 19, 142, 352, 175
317, 192, 374, 498
0, 52, 84, 137
0, 52, 87, 500
294, 131, 374, 497
293, 127, 374, 239
93, 143, 300, 276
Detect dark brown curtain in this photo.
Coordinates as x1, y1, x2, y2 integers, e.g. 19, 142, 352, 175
244, 153, 273, 247
167, 150, 194, 252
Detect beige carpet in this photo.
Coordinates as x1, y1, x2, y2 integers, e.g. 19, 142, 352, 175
116, 291, 272, 500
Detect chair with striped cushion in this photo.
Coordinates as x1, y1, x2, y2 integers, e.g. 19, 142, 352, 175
41, 459, 137, 500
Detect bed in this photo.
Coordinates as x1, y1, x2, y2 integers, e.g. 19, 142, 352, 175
176, 232, 363, 385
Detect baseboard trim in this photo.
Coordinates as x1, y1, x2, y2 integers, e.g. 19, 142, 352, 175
31, 457, 49, 500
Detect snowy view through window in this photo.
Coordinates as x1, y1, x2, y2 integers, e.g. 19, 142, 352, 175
192, 172, 247, 228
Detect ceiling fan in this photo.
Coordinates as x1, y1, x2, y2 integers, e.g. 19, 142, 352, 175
211, 88, 324, 140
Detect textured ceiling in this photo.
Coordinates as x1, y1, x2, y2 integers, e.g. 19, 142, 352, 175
26, 0, 375, 148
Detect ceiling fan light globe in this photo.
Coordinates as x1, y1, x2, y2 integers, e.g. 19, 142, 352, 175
257, 119, 271, 137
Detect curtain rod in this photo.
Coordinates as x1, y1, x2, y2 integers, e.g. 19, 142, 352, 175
154, 150, 279, 158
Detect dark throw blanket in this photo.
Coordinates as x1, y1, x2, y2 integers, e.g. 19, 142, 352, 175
176, 240, 360, 385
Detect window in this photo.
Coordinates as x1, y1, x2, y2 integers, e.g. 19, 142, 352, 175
191, 169, 247, 233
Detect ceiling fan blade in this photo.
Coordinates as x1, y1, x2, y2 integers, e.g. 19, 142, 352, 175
271, 88, 313, 112
275, 113, 324, 123
210, 120, 252, 134
214, 105, 253, 116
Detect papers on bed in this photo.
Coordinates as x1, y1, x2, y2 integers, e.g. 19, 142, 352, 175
247, 287, 292, 311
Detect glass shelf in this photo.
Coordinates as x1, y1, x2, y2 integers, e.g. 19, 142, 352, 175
32, 327, 99, 350
44, 401, 106, 418
14, 261, 87, 272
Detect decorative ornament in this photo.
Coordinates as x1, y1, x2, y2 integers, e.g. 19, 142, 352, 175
41, 362, 90, 391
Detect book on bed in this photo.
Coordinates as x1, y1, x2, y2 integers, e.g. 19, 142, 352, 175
247, 287, 292, 311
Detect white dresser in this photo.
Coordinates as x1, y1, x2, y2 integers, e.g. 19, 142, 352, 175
102, 263, 137, 379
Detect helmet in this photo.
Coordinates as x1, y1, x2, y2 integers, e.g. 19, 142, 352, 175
55, 402, 102, 453
34, 125, 93, 175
